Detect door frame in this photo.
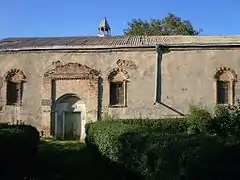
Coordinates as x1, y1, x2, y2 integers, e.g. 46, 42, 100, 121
51, 93, 85, 140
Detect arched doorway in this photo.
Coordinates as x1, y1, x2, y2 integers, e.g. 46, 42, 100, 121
52, 93, 85, 140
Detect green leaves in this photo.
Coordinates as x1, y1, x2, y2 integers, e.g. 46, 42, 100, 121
210, 102, 240, 139
186, 105, 212, 134
85, 120, 142, 162
86, 120, 233, 180
124, 13, 201, 36
86, 102, 240, 179
0, 124, 40, 179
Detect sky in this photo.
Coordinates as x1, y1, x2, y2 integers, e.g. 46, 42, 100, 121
0, 0, 240, 38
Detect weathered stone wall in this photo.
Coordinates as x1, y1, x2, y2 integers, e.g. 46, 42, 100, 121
160, 49, 240, 114
0, 48, 240, 133
0, 48, 158, 131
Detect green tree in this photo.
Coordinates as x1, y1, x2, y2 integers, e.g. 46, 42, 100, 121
124, 13, 201, 36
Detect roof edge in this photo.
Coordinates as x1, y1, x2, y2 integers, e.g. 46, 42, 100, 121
2, 42, 240, 52
0, 45, 155, 52
157, 42, 240, 48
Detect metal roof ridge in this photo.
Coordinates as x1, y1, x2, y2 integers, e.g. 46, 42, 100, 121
0, 44, 155, 52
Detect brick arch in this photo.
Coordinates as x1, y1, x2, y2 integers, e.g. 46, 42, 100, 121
44, 63, 100, 80
213, 67, 237, 105
107, 68, 129, 107
42, 62, 100, 140
5, 69, 26, 106
107, 68, 129, 82
213, 67, 237, 81
5, 69, 26, 83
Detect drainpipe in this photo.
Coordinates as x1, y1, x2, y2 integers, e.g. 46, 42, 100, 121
154, 45, 162, 105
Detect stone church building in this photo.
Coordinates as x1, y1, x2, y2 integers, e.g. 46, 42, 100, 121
0, 18, 240, 140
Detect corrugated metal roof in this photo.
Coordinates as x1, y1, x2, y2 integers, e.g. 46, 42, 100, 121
1, 35, 240, 51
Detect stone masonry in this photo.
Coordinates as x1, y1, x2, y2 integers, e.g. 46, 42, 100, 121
1, 35, 240, 139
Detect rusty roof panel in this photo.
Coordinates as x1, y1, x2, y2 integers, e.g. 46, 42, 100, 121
1, 35, 240, 50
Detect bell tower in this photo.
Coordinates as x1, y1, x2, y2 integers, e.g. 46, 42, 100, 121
98, 17, 111, 37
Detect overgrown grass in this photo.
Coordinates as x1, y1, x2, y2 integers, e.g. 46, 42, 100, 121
33, 139, 132, 180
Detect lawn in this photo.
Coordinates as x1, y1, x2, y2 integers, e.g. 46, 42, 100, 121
33, 139, 129, 180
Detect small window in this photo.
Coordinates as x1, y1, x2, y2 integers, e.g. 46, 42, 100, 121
217, 81, 229, 104
107, 69, 129, 107
110, 82, 124, 105
6, 69, 26, 106
214, 67, 237, 105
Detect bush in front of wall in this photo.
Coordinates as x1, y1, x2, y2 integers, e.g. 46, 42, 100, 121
118, 131, 228, 180
120, 118, 187, 134
86, 119, 240, 180
85, 118, 188, 157
85, 120, 143, 162
85, 119, 190, 179
210, 101, 240, 139
0, 123, 40, 179
186, 104, 212, 135
185, 101, 240, 138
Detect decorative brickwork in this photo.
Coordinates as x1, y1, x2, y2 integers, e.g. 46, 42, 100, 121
213, 66, 237, 81
116, 59, 137, 69
5, 69, 26, 106
42, 62, 100, 139
214, 67, 237, 105
107, 67, 129, 82
6, 69, 26, 83
44, 63, 100, 80
107, 68, 129, 107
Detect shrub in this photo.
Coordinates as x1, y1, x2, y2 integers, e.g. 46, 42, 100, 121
0, 122, 11, 129
210, 100, 240, 138
121, 118, 187, 134
86, 120, 240, 180
86, 120, 143, 162
86, 107, 240, 179
0, 124, 40, 179
118, 131, 226, 180
85, 118, 187, 161
85, 118, 188, 159
186, 105, 212, 134
210, 105, 232, 137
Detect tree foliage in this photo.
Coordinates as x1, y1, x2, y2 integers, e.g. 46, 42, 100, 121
124, 13, 201, 36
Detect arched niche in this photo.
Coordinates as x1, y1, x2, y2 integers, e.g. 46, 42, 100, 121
107, 68, 129, 107
44, 63, 99, 80
213, 67, 237, 105
52, 93, 86, 140
5, 69, 26, 106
